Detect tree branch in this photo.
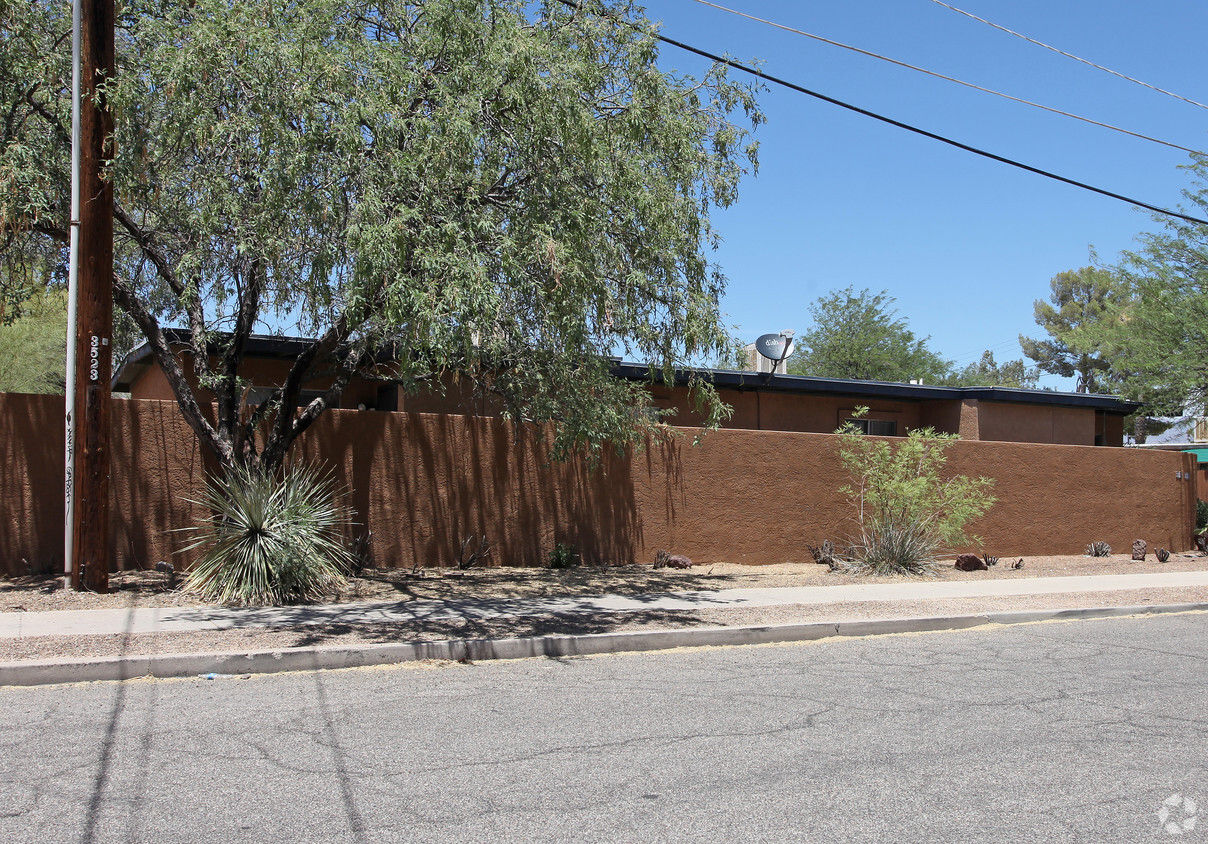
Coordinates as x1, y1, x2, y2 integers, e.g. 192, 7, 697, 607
111, 273, 232, 465
112, 205, 185, 296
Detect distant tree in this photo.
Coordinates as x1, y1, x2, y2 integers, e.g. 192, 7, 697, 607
785, 288, 949, 383
941, 350, 1039, 389
0, 286, 66, 394
1019, 266, 1121, 393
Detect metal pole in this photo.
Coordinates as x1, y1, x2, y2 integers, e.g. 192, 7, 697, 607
65, 0, 82, 589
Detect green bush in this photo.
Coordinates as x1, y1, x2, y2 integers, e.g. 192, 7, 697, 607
836, 415, 996, 576
1197, 499, 1208, 533
548, 543, 579, 569
179, 462, 353, 606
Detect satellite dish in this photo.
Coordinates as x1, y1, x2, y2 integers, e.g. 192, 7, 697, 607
755, 332, 793, 363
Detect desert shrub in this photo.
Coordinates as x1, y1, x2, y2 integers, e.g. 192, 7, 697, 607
548, 543, 579, 569
1086, 541, 1112, 557
455, 535, 492, 570
1197, 499, 1208, 533
808, 540, 839, 569
836, 414, 996, 576
179, 462, 353, 606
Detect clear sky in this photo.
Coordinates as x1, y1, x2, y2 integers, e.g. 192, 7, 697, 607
636, 0, 1208, 389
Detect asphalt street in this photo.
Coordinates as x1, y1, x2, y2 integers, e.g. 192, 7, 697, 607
1, 613, 1205, 843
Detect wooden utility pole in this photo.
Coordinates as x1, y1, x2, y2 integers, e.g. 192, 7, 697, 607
69, 0, 114, 592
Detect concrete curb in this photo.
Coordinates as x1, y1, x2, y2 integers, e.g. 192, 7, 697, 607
2, 602, 1205, 687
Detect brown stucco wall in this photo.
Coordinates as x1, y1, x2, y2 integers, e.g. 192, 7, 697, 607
1, 393, 1193, 575
1099, 412, 1125, 447
1, 393, 212, 575
917, 400, 963, 436
975, 401, 1096, 446
653, 388, 928, 435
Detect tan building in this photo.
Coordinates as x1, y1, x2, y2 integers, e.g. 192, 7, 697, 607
113, 332, 1136, 447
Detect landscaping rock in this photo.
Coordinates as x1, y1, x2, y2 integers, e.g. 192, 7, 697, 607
954, 553, 988, 572
1156, 547, 1170, 563
653, 550, 693, 570
1132, 540, 1147, 561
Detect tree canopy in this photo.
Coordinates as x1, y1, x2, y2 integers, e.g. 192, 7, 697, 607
1018, 266, 1120, 394
0, 286, 67, 394
1, 0, 761, 471
785, 287, 950, 383
1107, 156, 1208, 417
941, 350, 1038, 389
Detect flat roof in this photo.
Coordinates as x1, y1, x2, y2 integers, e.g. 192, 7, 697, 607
111, 330, 1139, 415
610, 363, 1140, 414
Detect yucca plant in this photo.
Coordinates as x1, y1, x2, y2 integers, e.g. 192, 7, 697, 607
838, 516, 944, 576
179, 462, 354, 606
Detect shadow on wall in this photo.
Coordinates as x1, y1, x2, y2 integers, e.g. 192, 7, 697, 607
0, 395, 1198, 575
111, 399, 211, 572
0, 393, 66, 576
301, 410, 646, 571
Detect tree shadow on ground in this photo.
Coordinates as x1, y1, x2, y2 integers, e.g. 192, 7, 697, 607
338, 566, 776, 603
284, 608, 708, 648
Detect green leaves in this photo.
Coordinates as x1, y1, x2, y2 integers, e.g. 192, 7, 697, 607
179, 462, 354, 606
942, 350, 1038, 389
837, 423, 996, 575
1018, 266, 1121, 394
0, 285, 67, 394
785, 287, 950, 383
1104, 162, 1208, 416
2, 0, 762, 471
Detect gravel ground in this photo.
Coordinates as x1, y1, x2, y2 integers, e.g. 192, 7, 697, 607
2, 584, 1206, 664
5, 552, 1206, 613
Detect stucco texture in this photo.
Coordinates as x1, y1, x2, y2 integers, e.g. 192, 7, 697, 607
0, 393, 1195, 575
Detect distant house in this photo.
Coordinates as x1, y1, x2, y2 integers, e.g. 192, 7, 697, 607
113, 330, 1138, 447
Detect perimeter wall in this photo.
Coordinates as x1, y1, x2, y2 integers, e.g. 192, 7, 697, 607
0, 393, 1197, 576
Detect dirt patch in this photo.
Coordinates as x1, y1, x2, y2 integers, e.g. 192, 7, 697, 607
4, 552, 1206, 613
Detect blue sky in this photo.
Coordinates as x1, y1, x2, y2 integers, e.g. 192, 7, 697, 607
636, 0, 1208, 388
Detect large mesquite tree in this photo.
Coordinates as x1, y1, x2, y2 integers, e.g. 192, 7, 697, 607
1, 0, 761, 472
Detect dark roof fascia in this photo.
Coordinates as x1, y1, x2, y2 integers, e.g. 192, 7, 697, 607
112, 335, 1140, 416
610, 363, 1141, 415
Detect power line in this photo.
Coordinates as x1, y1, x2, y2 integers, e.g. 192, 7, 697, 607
928, 0, 1208, 111
948, 338, 1025, 365
685, 0, 1202, 155
657, 30, 1208, 226
557, 2, 1208, 227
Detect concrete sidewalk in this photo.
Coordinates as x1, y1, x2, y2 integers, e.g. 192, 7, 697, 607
6, 570, 1208, 639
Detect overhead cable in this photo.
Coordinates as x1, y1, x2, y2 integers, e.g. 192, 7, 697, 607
657, 30, 1208, 226
929, 0, 1208, 111
685, 0, 1201, 155
556, 1, 1208, 227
